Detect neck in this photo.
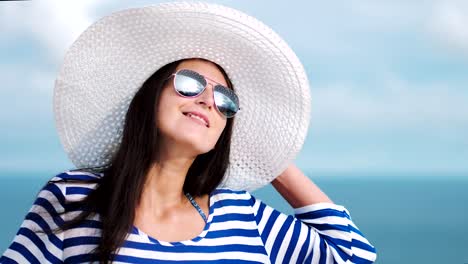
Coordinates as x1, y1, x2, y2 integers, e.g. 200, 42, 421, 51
138, 159, 193, 216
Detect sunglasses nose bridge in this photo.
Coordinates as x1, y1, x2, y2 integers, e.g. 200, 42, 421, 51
195, 82, 216, 109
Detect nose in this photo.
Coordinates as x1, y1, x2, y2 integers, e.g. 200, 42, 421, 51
195, 84, 215, 109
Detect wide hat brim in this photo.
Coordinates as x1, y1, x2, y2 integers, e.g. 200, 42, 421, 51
54, 2, 311, 192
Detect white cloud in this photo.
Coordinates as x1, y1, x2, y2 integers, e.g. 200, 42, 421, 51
0, 0, 111, 120
0, 0, 109, 62
279, 1, 468, 59
429, 1, 468, 55
345, 1, 429, 31
311, 74, 468, 132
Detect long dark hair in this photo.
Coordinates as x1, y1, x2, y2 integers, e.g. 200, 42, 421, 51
44, 58, 235, 263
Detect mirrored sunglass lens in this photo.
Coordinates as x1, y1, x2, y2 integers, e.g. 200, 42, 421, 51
214, 88, 239, 118
174, 70, 206, 96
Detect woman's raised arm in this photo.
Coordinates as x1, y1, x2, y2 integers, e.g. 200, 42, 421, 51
272, 164, 333, 207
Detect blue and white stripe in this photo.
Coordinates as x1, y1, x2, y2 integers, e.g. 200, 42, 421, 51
1, 171, 377, 263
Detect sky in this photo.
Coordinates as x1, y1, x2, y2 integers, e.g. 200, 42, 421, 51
0, 0, 467, 177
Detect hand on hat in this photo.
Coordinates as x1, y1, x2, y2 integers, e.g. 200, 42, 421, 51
271, 164, 333, 209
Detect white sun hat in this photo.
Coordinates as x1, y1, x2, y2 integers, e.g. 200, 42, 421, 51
53, 1, 311, 192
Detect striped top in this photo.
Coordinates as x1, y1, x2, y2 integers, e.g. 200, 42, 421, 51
1, 171, 377, 263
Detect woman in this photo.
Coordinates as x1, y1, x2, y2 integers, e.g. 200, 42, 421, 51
1, 2, 377, 264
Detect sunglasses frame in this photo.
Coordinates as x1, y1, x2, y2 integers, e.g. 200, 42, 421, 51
169, 69, 240, 118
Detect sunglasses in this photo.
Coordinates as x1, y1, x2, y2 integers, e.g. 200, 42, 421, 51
169, 69, 240, 118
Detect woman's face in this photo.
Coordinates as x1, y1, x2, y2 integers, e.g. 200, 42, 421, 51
156, 59, 229, 156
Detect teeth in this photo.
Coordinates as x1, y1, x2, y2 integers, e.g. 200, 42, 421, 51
187, 113, 208, 126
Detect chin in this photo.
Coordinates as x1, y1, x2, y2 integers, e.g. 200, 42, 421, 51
194, 145, 216, 155
179, 138, 216, 156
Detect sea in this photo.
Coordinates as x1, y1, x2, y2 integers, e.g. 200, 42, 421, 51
1, 171, 467, 264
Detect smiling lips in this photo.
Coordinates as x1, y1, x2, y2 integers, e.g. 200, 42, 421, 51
183, 111, 210, 127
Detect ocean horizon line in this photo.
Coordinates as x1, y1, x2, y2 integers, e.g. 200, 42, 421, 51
1, 169, 467, 180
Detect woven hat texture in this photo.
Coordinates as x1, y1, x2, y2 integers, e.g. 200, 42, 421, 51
53, 2, 311, 192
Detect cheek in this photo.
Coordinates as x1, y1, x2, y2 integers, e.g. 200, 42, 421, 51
213, 119, 227, 138
156, 90, 178, 127
157, 85, 182, 113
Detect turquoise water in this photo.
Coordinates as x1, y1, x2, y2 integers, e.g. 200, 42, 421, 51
1, 172, 468, 264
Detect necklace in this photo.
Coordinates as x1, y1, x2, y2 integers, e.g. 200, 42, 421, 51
185, 193, 208, 223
